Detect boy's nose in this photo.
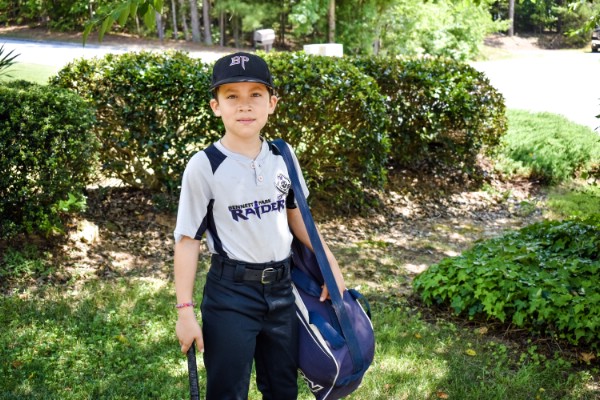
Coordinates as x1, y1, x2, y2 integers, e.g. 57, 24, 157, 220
238, 102, 252, 111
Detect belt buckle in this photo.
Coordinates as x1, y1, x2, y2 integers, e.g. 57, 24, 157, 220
261, 268, 276, 284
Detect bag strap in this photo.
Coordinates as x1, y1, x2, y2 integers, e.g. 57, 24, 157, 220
272, 138, 365, 375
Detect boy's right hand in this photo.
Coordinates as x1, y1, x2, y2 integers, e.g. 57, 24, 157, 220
176, 308, 204, 354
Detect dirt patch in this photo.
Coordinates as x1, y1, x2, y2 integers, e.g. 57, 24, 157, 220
1, 164, 545, 296
483, 33, 543, 52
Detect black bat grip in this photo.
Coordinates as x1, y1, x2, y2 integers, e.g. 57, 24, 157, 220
186, 342, 200, 400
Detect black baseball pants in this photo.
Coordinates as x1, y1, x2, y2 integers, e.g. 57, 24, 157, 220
201, 256, 299, 400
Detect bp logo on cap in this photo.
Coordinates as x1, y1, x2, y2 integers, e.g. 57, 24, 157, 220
210, 52, 273, 90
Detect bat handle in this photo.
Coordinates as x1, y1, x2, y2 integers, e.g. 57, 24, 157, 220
186, 342, 200, 400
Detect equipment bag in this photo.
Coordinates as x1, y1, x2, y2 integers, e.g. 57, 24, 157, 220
273, 139, 375, 400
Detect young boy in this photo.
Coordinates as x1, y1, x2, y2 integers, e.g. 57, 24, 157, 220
174, 52, 346, 400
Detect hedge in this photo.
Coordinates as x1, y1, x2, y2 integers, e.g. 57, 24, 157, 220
353, 56, 507, 173
264, 52, 389, 212
51, 50, 507, 212
51, 51, 221, 193
0, 80, 98, 239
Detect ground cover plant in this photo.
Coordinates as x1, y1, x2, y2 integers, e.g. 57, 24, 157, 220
413, 217, 600, 349
494, 110, 600, 184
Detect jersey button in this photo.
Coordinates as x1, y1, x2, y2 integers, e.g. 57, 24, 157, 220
258, 175, 264, 182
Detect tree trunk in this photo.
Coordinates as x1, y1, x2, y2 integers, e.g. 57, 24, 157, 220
171, 0, 178, 39
508, 0, 514, 36
328, 0, 335, 43
219, 10, 225, 47
189, 0, 201, 42
280, 6, 285, 46
233, 15, 240, 48
179, 0, 190, 41
202, 0, 212, 45
155, 11, 165, 40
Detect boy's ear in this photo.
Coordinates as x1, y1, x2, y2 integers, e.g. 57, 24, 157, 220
210, 98, 221, 116
268, 95, 278, 114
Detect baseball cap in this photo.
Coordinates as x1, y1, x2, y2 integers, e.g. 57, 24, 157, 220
210, 52, 273, 90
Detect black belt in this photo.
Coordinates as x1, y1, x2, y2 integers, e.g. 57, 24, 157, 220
210, 254, 291, 284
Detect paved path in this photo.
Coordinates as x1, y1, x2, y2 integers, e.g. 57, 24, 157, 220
472, 50, 600, 131
1, 37, 225, 68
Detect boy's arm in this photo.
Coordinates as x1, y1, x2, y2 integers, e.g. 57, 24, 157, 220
287, 207, 346, 301
174, 236, 204, 353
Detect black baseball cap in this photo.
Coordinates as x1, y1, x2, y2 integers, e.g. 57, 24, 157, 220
210, 52, 273, 90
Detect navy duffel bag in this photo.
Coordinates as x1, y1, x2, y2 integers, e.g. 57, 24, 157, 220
273, 139, 375, 400
292, 239, 375, 399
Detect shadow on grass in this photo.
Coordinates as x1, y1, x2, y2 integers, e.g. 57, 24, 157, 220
0, 278, 200, 399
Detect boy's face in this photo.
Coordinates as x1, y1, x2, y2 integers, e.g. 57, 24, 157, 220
210, 82, 277, 141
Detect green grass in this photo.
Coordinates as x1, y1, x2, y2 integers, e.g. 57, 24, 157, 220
2, 62, 58, 84
1, 252, 598, 399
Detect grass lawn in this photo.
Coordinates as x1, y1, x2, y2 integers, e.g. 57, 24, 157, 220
2, 232, 599, 399
3, 62, 58, 84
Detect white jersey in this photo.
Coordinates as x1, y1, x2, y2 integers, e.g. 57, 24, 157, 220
174, 139, 309, 263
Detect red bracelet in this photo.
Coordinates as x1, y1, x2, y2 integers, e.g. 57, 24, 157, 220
175, 302, 195, 309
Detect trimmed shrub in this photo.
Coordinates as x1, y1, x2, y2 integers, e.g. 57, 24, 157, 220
51, 51, 221, 193
0, 80, 98, 239
353, 56, 507, 174
413, 217, 600, 349
264, 52, 389, 212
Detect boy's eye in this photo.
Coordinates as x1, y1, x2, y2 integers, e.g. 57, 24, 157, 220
251, 93, 262, 97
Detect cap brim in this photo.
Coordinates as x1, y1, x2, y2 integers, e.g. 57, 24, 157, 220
210, 77, 273, 90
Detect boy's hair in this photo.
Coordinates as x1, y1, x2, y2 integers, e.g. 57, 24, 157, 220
211, 85, 274, 99
210, 52, 273, 91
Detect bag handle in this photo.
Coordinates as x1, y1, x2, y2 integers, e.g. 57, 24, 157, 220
272, 139, 365, 375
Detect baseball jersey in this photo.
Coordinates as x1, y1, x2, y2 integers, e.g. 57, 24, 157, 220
174, 139, 309, 263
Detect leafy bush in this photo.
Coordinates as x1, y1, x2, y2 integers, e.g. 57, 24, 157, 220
51, 51, 221, 193
264, 51, 390, 212
376, 0, 508, 60
51, 50, 508, 213
495, 110, 600, 184
413, 217, 600, 349
0, 80, 98, 239
353, 56, 507, 174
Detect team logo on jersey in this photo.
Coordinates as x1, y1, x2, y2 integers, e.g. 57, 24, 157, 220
275, 173, 291, 198
228, 199, 285, 222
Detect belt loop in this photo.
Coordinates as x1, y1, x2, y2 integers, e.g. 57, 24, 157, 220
211, 255, 223, 280
234, 264, 245, 283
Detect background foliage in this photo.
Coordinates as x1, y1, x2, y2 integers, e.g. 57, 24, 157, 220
49, 50, 507, 214
0, 0, 508, 59
0, 80, 98, 239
